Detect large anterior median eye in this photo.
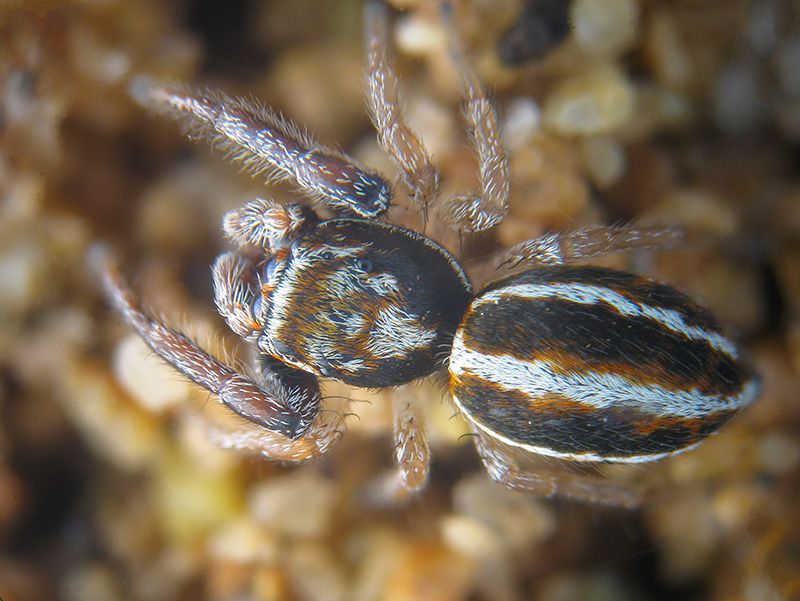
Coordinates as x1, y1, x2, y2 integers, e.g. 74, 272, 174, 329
251, 293, 263, 320
263, 255, 279, 283
354, 256, 373, 273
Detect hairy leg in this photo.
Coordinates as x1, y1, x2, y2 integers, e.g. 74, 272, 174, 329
199, 389, 348, 462
496, 225, 687, 268
99, 252, 322, 442
437, 3, 510, 233
131, 78, 392, 219
367, 383, 431, 503
365, 0, 439, 215
391, 384, 431, 492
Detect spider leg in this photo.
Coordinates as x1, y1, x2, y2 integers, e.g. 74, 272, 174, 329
131, 78, 392, 219
496, 225, 687, 268
100, 255, 320, 441
473, 430, 644, 508
199, 397, 347, 461
368, 384, 430, 502
391, 384, 430, 492
364, 0, 439, 216
200, 353, 347, 461
437, 2, 510, 233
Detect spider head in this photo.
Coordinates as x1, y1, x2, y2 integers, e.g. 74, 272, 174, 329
252, 219, 473, 387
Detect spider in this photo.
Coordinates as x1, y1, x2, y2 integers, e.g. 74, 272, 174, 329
101, 1, 759, 506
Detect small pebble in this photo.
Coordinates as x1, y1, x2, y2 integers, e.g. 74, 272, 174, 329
543, 66, 637, 136
505, 132, 590, 231
0, 241, 50, 317
644, 10, 694, 90
68, 24, 131, 84
207, 517, 280, 565
644, 493, 719, 584
395, 13, 446, 57
404, 95, 459, 163
497, 0, 572, 65
570, 0, 640, 58
152, 445, 245, 542
501, 97, 542, 150
451, 474, 556, 552
382, 542, 475, 601
756, 432, 800, 476
713, 59, 764, 135
0, 171, 44, 231
644, 188, 740, 235
578, 136, 626, 188
440, 514, 501, 559
285, 543, 348, 601
112, 333, 194, 414
268, 45, 366, 142
248, 469, 337, 539
59, 360, 165, 472
61, 562, 122, 601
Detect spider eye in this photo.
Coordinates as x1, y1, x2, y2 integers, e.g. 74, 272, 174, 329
355, 256, 373, 272
319, 364, 336, 377
251, 293, 263, 319
263, 256, 279, 283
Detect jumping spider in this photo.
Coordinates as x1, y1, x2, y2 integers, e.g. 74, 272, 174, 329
101, 1, 759, 506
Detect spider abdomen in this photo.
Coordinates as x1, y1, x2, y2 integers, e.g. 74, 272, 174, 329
449, 266, 760, 463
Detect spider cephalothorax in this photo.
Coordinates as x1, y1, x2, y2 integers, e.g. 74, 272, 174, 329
219, 206, 473, 390
102, 1, 759, 506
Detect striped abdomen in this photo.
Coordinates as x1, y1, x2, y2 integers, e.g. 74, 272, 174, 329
449, 266, 759, 463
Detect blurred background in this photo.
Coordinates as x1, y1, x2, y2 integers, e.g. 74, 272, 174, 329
0, 0, 798, 599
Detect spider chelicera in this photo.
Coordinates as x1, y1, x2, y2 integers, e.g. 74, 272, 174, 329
101, 1, 759, 506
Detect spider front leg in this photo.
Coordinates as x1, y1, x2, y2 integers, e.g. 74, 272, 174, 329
201, 355, 347, 462
99, 255, 339, 460
473, 431, 644, 508
132, 79, 392, 219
